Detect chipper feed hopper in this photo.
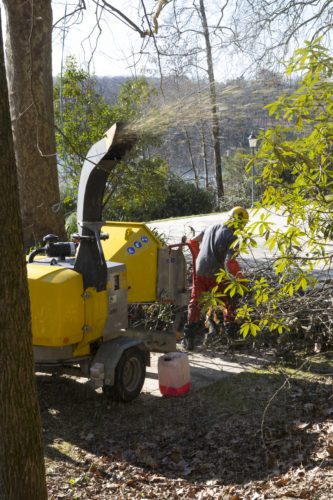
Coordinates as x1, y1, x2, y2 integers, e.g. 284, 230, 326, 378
27, 123, 188, 401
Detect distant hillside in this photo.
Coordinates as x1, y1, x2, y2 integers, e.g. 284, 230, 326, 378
71, 74, 295, 185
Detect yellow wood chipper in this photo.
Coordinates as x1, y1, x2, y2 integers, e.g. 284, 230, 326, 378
27, 123, 189, 401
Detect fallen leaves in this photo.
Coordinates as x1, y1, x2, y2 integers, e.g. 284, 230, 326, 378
327, 440, 333, 457
39, 358, 333, 500
272, 475, 289, 487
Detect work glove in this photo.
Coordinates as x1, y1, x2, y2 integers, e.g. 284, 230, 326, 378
226, 258, 245, 280
188, 239, 200, 258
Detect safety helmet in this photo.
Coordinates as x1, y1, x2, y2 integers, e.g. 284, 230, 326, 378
230, 206, 249, 221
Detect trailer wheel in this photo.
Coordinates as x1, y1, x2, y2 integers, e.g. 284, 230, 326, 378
104, 347, 146, 402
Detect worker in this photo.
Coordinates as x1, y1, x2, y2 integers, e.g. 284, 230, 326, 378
183, 206, 249, 350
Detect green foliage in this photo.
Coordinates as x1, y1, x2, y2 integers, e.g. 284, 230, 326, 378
209, 40, 333, 337
149, 176, 215, 220
149, 227, 169, 246
222, 149, 252, 206
65, 212, 77, 239
58, 182, 77, 238
128, 302, 176, 331
217, 194, 251, 213
215, 148, 268, 212
54, 56, 114, 188
104, 174, 215, 222
103, 155, 169, 221
242, 40, 333, 335
54, 57, 169, 220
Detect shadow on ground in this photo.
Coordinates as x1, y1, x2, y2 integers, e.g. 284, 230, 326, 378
38, 356, 333, 487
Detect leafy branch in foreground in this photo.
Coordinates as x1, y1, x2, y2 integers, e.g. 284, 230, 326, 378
209, 40, 333, 341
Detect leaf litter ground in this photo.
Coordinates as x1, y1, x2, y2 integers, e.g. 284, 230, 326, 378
39, 349, 333, 499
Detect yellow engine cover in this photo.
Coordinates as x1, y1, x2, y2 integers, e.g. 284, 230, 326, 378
101, 222, 162, 303
28, 264, 85, 347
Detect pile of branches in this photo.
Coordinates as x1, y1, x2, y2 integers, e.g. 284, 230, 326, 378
127, 262, 333, 355
128, 302, 184, 332
237, 265, 333, 353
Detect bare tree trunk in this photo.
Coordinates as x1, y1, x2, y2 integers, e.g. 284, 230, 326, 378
183, 126, 200, 186
3, 0, 65, 249
199, 123, 209, 188
198, 0, 224, 198
0, 11, 47, 500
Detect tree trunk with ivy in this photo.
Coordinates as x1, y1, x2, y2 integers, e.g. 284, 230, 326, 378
3, 0, 65, 249
0, 12, 48, 500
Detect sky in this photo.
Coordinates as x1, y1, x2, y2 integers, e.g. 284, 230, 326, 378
3, 1, 327, 82
0, 1, 146, 78
1, 0, 284, 82
51, 0, 247, 81
52, 1, 156, 78
0, 0, 242, 83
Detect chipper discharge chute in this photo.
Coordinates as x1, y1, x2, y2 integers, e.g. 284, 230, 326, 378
27, 123, 179, 402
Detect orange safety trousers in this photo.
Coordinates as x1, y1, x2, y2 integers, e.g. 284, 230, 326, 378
187, 274, 236, 324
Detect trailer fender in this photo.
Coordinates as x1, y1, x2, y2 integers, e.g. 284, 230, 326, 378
90, 337, 149, 387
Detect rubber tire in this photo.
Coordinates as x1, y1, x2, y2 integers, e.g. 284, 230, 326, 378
103, 347, 146, 402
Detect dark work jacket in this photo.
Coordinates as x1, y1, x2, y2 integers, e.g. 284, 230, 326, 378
195, 223, 238, 279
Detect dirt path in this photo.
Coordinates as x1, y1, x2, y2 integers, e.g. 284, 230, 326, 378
143, 348, 274, 397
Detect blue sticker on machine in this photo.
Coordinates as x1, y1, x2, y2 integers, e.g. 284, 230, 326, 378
141, 236, 149, 243
127, 247, 135, 255
134, 241, 142, 249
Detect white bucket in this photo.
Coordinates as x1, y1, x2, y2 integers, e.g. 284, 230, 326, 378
158, 352, 190, 396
